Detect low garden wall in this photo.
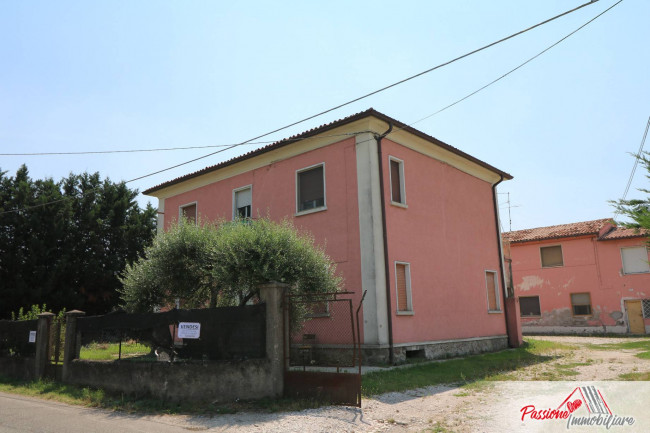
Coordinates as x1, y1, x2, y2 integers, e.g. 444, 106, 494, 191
66, 358, 274, 403
64, 283, 286, 402
0, 357, 35, 380
0, 283, 287, 403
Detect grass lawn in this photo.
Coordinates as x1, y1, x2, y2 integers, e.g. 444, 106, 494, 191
361, 338, 573, 396
586, 340, 650, 359
79, 341, 152, 361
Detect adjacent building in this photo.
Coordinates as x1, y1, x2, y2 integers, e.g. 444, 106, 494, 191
504, 219, 650, 334
144, 108, 520, 363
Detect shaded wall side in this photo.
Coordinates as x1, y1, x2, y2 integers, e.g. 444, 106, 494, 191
380, 138, 506, 343
66, 360, 274, 403
0, 357, 35, 380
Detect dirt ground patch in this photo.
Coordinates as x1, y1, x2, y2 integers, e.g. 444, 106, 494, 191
145, 335, 650, 432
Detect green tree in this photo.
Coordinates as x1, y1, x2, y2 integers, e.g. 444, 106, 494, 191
0, 165, 157, 318
612, 152, 650, 231
119, 218, 342, 312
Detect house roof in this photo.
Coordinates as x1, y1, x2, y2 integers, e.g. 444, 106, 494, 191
599, 225, 648, 240
143, 108, 513, 195
503, 218, 648, 244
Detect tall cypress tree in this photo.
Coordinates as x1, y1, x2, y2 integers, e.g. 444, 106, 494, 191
0, 165, 156, 318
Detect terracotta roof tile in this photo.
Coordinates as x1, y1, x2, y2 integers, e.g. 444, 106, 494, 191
503, 218, 649, 243
599, 225, 649, 240
503, 219, 611, 243
143, 108, 512, 195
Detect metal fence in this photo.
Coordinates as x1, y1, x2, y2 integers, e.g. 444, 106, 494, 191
286, 292, 359, 368
0, 319, 38, 357
76, 305, 266, 362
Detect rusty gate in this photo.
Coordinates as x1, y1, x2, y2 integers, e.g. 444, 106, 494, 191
284, 291, 365, 406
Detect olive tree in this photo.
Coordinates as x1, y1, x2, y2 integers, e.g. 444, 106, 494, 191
119, 218, 341, 312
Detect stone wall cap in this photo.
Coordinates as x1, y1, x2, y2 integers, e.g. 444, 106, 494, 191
65, 310, 86, 316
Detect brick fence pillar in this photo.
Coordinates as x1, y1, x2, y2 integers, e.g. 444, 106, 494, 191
34, 312, 55, 379
62, 310, 85, 382
258, 282, 288, 397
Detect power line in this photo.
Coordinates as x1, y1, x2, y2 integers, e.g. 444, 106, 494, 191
405, 0, 622, 128
0, 143, 254, 156
0, 133, 359, 156
617, 116, 650, 211
120, 0, 601, 185
4, 0, 616, 162
0, 1, 603, 216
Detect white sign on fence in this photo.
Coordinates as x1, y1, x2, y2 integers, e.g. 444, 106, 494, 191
28, 331, 36, 343
177, 322, 201, 339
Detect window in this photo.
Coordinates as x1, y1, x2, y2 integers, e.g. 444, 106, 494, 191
520, 296, 541, 317
389, 156, 406, 205
305, 301, 329, 318
296, 164, 325, 213
540, 245, 563, 268
570, 293, 592, 316
395, 262, 412, 313
621, 246, 650, 274
485, 270, 500, 312
233, 186, 252, 219
179, 202, 197, 224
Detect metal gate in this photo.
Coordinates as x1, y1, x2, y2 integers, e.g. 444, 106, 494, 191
284, 291, 365, 406
44, 316, 65, 380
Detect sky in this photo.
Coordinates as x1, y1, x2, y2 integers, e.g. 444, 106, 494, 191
1, 0, 648, 232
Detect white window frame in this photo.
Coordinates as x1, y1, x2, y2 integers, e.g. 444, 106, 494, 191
395, 261, 413, 315
295, 163, 327, 216
519, 295, 541, 317
485, 270, 501, 313
540, 244, 564, 268
620, 246, 650, 275
232, 184, 253, 220
388, 156, 407, 208
178, 201, 198, 224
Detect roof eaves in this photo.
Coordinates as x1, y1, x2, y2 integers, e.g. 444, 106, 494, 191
143, 108, 513, 195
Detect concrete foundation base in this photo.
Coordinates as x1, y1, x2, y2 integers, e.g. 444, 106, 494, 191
362, 335, 509, 365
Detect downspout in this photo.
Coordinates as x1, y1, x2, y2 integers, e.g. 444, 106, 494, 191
492, 175, 512, 346
374, 123, 395, 364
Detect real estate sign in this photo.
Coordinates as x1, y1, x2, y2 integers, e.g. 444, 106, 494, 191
177, 322, 201, 339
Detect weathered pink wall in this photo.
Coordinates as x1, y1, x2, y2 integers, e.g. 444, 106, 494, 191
163, 137, 365, 344
511, 236, 650, 329
380, 139, 507, 343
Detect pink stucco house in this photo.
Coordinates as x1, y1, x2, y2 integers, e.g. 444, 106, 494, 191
504, 219, 650, 334
144, 109, 521, 363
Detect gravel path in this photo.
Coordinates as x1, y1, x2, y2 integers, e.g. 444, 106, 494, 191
138, 335, 650, 432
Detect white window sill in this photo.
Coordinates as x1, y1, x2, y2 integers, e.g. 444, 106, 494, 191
488, 310, 503, 314
396, 310, 414, 316
295, 206, 327, 217
623, 271, 650, 275
390, 201, 408, 209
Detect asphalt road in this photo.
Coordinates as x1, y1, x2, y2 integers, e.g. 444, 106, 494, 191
0, 392, 197, 433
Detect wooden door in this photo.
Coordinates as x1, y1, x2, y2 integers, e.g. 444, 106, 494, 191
625, 300, 645, 334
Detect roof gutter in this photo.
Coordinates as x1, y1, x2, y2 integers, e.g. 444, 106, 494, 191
374, 122, 395, 365
492, 175, 512, 346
